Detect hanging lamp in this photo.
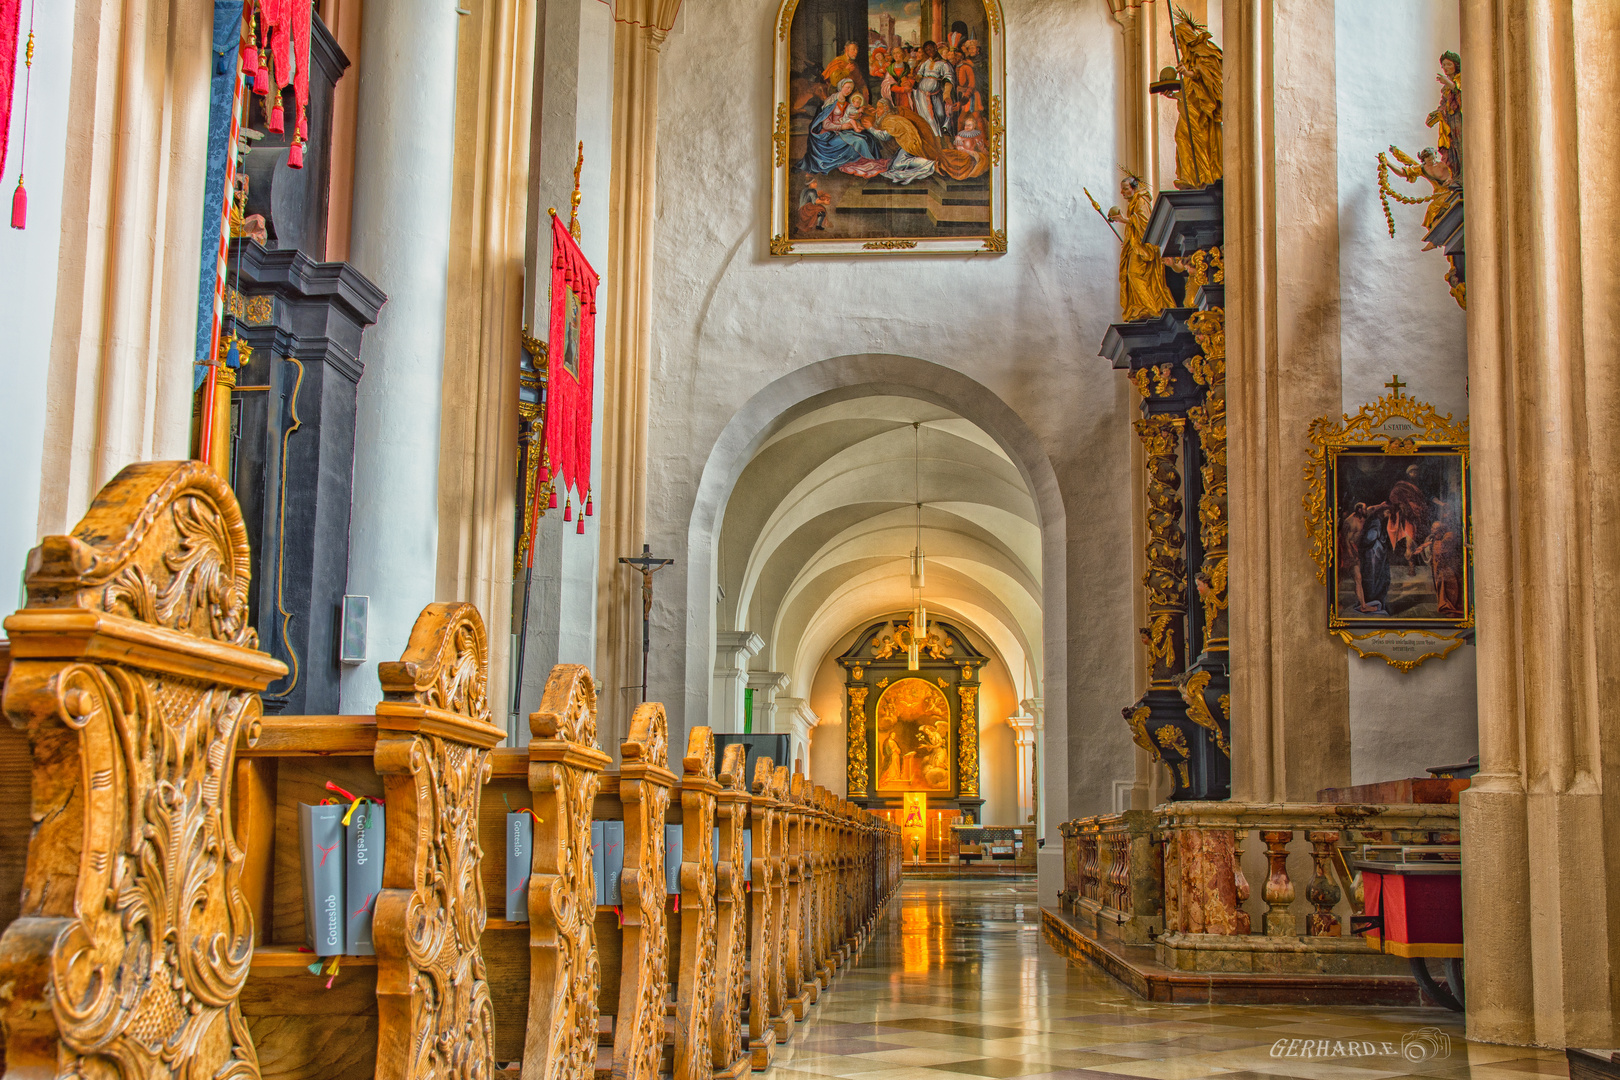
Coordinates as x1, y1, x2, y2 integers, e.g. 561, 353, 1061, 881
908, 422, 927, 671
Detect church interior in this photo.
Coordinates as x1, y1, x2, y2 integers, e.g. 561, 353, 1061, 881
0, 0, 1616, 1077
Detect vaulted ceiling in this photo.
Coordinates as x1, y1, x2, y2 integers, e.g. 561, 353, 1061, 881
716, 395, 1042, 699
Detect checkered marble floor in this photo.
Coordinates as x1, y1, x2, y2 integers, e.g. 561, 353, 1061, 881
765, 879, 1567, 1080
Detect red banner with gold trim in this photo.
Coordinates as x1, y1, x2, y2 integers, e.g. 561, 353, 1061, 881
542, 210, 599, 524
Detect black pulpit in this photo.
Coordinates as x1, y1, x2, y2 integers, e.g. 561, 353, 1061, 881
225, 11, 385, 713
230, 242, 385, 713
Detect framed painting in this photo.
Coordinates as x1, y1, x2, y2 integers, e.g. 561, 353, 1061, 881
873, 677, 955, 794
1304, 384, 1472, 671
770, 0, 1007, 256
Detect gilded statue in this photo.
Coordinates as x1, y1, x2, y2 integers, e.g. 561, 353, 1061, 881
1161, 8, 1223, 188
1107, 171, 1179, 322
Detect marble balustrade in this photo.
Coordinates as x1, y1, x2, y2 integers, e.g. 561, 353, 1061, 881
1060, 802, 1459, 974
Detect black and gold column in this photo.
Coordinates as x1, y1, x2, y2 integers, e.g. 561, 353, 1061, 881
1179, 306, 1231, 763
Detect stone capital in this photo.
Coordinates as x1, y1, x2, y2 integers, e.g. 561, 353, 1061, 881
714, 630, 764, 674
745, 669, 790, 699
774, 696, 820, 743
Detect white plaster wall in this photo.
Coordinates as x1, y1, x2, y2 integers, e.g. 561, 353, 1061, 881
645, 0, 1134, 901
1335, 0, 1477, 784
0, 1, 73, 612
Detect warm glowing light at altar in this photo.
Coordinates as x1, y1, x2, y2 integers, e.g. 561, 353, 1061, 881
902, 792, 927, 864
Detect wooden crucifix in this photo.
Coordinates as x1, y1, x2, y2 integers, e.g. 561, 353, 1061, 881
619, 544, 674, 703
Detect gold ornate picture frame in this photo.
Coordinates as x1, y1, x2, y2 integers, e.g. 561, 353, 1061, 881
771, 0, 1007, 257
1304, 384, 1472, 671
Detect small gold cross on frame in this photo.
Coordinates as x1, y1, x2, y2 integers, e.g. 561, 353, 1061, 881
1384, 374, 1407, 398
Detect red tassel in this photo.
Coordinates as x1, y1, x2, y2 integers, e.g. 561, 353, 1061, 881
254, 63, 269, 95
287, 140, 303, 169
242, 41, 259, 77
584, 493, 593, 517
268, 102, 284, 134
539, 464, 549, 483
563, 501, 572, 522
10, 181, 25, 230
576, 515, 585, 535
546, 486, 558, 510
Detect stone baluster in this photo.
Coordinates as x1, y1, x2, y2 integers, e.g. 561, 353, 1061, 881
1115, 832, 1133, 913
612, 702, 676, 1080
1231, 829, 1252, 935
1260, 830, 1297, 936
1305, 831, 1343, 937
525, 663, 611, 1080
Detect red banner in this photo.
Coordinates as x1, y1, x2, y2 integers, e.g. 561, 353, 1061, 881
542, 211, 599, 520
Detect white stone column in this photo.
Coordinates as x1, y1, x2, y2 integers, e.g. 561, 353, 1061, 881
774, 696, 820, 778
339, 0, 461, 712
711, 631, 762, 733
1007, 712, 1037, 826
747, 670, 789, 734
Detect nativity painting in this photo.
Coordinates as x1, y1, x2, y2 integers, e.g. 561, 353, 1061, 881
772, 0, 1006, 255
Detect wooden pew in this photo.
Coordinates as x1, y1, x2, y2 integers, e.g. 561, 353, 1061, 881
237, 601, 506, 1080
0, 459, 905, 1080
746, 757, 784, 1069
672, 727, 718, 1080
522, 661, 610, 1080
0, 460, 286, 1078
710, 744, 751, 1080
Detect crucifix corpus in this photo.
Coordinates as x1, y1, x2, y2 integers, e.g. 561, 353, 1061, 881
619, 544, 675, 703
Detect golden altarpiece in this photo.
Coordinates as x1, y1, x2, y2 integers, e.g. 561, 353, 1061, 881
1098, 8, 1230, 800
840, 617, 987, 833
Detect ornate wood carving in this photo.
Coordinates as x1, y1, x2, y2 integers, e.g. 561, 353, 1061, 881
1135, 414, 1188, 683
782, 773, 805, 1012
373, 602, 506, 1080
524, 663, 611, 1080
747, 756, 779, 1065
1186, 308, 1228, 647
612, 702, 675, 1080
710, 744, 750, 1076
957, 684, 980, 796
674, 727, 718, 1080
0, 460, 285, 1079
816, 790, 829, 984
845, 686, 868, 796
768, 765, 791, 1031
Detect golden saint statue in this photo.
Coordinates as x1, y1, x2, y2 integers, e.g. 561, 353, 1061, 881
1161, 9, 1223, 189
1107, 172, 1179, 322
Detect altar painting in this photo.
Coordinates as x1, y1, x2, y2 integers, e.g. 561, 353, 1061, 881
773, 0, 1006, 256
1332, 451, 1470, 626
874, 677, 953, 793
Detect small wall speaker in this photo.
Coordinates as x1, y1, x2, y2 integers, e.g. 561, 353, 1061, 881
339, 595, 369, 665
